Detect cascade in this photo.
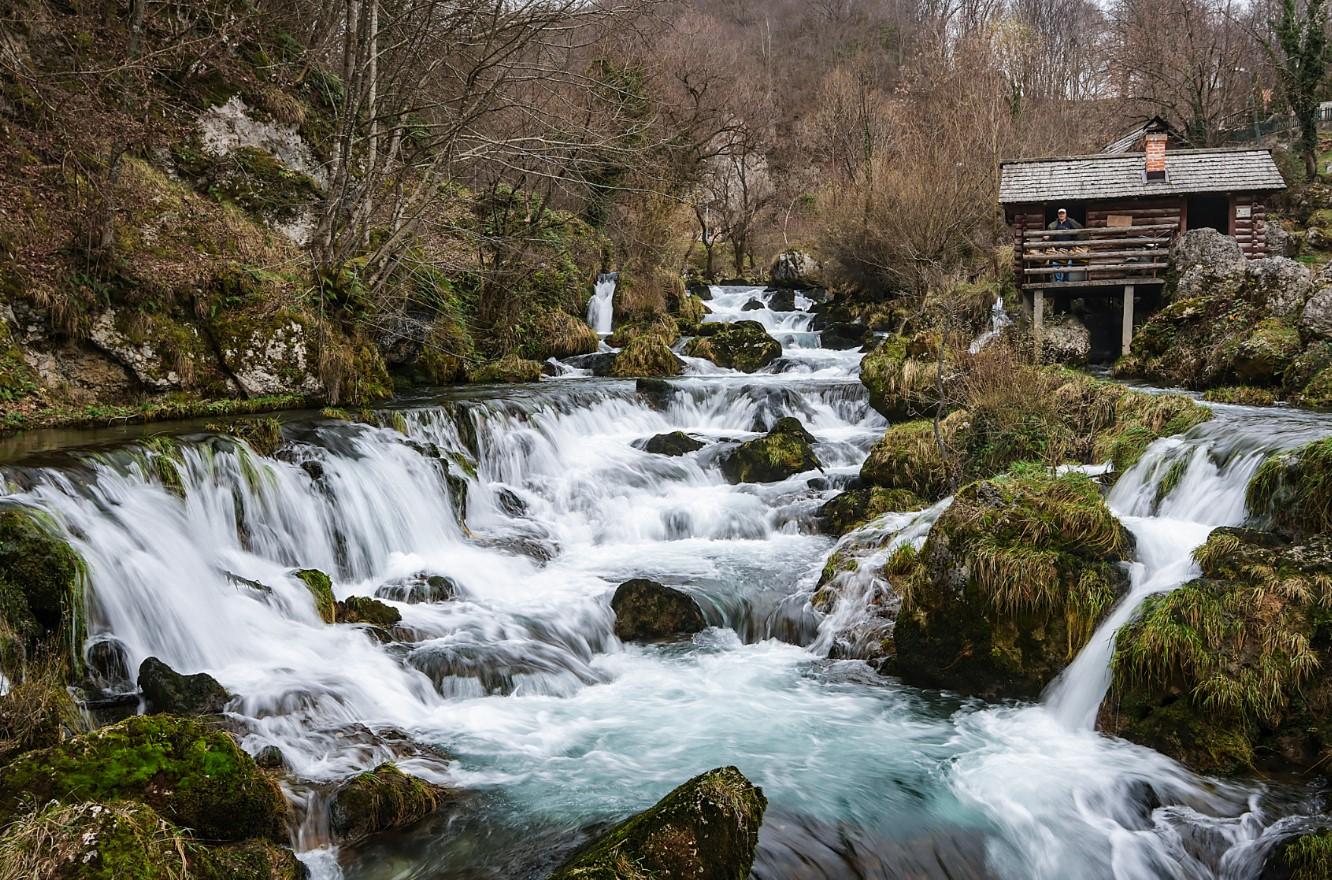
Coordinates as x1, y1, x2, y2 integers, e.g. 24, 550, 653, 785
586, 273, 617, 335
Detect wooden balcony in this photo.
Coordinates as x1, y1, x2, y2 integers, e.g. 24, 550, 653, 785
1019, 222, 1176, 292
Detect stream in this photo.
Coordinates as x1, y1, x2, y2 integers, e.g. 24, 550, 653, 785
2, 286, 1331, 879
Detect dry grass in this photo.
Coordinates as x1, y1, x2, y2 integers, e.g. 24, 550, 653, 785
0, 802, 189, 880
0, 653, 87, 766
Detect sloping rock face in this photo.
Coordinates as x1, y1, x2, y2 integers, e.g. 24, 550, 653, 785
892, 469, 1132, 701
770, 249, 823, 288
549, 766, 767, 880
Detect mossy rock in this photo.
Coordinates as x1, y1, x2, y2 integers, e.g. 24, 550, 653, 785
328, 763, 445, 845
611, 579, 707, 642
416, 318, 475, 385
0, 316, 41, 404
642, 431, 705, 456
295, 568, 336, 624
472, 355, 543, 384
1202, 386, 1278, 406
1262, 829, 1332, 880
610, 336, 684, 378
207, 417, 284, 457
0, 715, 289, 842
894, 467, 1132, 701
522, 308, 600, 360
336, 595, 402, 629
858, 333, 946, 421
859, 417, 958, 499
683, 321, 780, 373
720, 417, 821, 483
608, 315, 680, 349
0, 662, 83, 765
1232, 318, 1302, 385
0, 801, 190, 879
1091, 389, 1212, 475
137, 657, 229, 716
1296, 364, 1332, 409
192, 838, 309, 880
1248, 438, 1332, 539
549, 766, 767, 880
0, 508, 84, 662
815, 487, 927, 536
1102, 528, 1332, 775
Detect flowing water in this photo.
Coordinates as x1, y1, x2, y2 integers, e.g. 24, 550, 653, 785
586, 274, 617, 335
3, 286, 1332, 879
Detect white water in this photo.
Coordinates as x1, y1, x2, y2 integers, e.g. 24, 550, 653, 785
2, 295, 1330, 879
586, 274, 616, 335
968, 294, 1014, 354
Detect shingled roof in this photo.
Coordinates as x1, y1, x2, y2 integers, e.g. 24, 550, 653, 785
999, 148, 1285, 204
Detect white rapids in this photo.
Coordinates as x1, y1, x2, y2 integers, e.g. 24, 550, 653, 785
2, 288, 1330, 880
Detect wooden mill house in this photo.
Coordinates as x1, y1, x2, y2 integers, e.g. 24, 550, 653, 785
999, 119, 1286, 357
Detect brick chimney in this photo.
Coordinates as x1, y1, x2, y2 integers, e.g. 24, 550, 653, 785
1144, 120, 1168, 180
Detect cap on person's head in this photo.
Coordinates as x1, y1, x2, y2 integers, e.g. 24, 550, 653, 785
1057, 207, 1067, 215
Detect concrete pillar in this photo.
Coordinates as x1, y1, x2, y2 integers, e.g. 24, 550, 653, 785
1121, 285, 1135, 356
1033, 289, 1044, 362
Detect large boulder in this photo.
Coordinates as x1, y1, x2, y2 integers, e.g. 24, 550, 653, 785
720, 417, 821, 483
893, 469, 1132, 701
1039, 313, 1092, 366
329, 763, 446, 845
642, 431, 705, 456
1267, 221, 1300, 258
858, 333, 948, 421
1300, 266, 1332, 339
0, 508, 84, 662
769, 249, 823, 288
1169, 228, 1247, 292
859, 417, 958, 499
1246, 257, 1313, 318
684, 321, 780, 373
1102, 528, 1332, 775
0, 715, 289, 842
472, 355, 543, 384
611, 579, 707, 642
549, 766, 767, 880
1232, 318, 1302, 385
137, 657, 229, 716
610, 336, 685, 378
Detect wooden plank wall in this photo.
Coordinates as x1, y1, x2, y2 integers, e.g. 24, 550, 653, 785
1012, 209, 1043, 281
1232, 194, 1267, 258
1085, 199, 1183, 230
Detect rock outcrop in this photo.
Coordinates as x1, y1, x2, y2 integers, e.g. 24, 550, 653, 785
329, 763, 446, 845
684, 321, 781, 373
769, 249, 823, 289
137, 657, 229, 716
720, 417, 821, 483
549, 766, 767, 880
611, 579, 707, 642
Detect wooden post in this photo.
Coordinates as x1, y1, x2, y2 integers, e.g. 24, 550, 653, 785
1121, 285, 1134, 356
1033, 289, 1044, 362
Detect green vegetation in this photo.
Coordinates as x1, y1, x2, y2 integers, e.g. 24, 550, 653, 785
1105, 528, 1332, 775
0, 656, 85, 766
0, 509, 85, 665
893, 467, 1131, 700
684, 320, 781, 373
295, 569, 336, 624
720, 417, 821, 483
0, 801, 191, 880
1201, 386, 1278, 406
328, 763, 444, 845
1266, 831, 1332, 880
336, 596, 401, 629
1, 394, 309, 435
549, 766, 767, 880
1247, 437, 1332, 539
205, 417, 284, 457
858, 333, 946, 421
859, 418, 957, 499
816, 487, 927, 536
0, 715, 289, 842
610, 336, 684, 378
470, 356, 543, 384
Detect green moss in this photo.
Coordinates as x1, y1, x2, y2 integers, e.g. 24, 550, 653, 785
550, 766, 767, 880
1269, 830, 1332, 880
1, 394, 309, 436
206, 417, 284, 457
858, 333, 946, 421
1232, 318, 1302, 385
518, 308, 599, 360
894, 468, 1131, 700
416, 318, 475, 385
175, 143, 319, 223
190, 838, 307, 880
0, 509, 85, 663
0, 801, 191, 880
328, 763, 443, 845
336, 596, 401, 629
0, 715, 289, 842
859, 418, 957, 499
683, 320, 780, 373
1201, 386, 1278, 406
139, 437, 187, 498
471, 355, 543, 384
295, 569, 336, 624
0, 658, 84, 765
610, 336, 684, 378
1248, 437, 1332, 539
1297, 364, 1332, 409
0, 318, 39, 403
720, 418, 821, 483
1093, 390, 1212, 474
816, 487, 927, 536
608, 315, 680, 349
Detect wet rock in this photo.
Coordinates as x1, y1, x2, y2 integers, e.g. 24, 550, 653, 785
549, 766, 767, 880
611, 578, 707, 642
642, 431, 705, 456
209, 417, 284, 456
85, 636, 132, 693
375, 572, 458, 604
1247, 437, 1332, 540
194, 838, 310, 879
329, 763, 446, 845
894, 469, 1132, 701
295, 568, 336, 624
472, 355, 543, 384
720, 417, 821, 483
496, 488, 528, 516
0, 508, 85, 660
1103, 528, 1332, 776
609, 336, 685, 378
770, 248, 823, 288
768, 289, 796, 312
566, 352, 617, 377
0, 715, 289, 841
635, 376, 676, 404
683, 320, 781, 373
336, 596, 402, 630
138, 657, 229, 716
687, 280, 713, 300
820, 321, 869, 350
254, 744, 286, 769
741, 298, 764, 311
816, 487, 927, 536
300, 459, 325, 481
1040, 313, 1091, 366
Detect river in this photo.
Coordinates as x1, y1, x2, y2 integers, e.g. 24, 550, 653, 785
1, 286, 1329, 879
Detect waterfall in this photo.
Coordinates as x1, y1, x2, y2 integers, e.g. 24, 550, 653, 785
968, 295, 1014, 354
586, 273, 616, 335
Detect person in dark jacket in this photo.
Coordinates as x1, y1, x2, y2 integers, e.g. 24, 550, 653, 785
1048, 207, 1082, 282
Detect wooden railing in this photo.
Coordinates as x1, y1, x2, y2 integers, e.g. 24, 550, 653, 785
1020, 222, 1176, 290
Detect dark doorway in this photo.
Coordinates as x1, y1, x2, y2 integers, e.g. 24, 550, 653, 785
1044, 204, 1087, 228
1187, 196, 1230, 233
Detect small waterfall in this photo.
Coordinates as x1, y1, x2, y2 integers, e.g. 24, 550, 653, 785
586, 273, 616, 335
968, 295, 1013, 354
